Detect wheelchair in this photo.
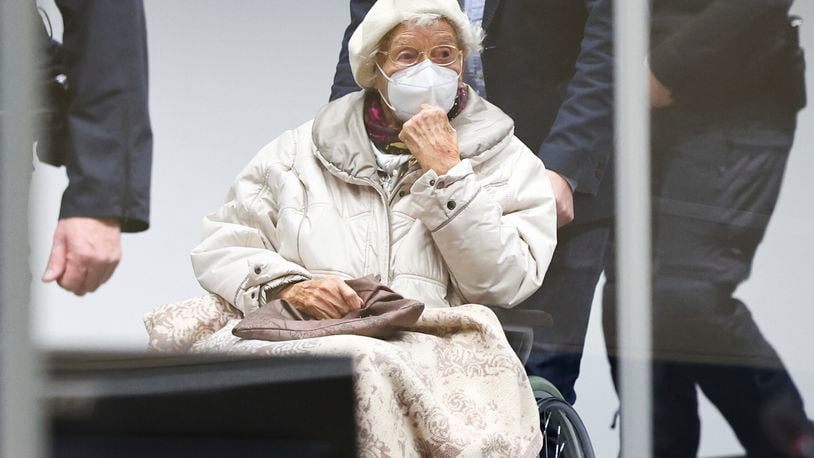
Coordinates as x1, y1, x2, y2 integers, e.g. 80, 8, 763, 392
493, 308, 596, 458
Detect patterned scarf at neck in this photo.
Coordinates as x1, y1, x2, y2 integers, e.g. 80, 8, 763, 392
363, 86, 469, 155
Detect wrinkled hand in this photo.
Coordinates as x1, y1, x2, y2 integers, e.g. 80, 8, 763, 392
648, 65, 674, 108
278, 276, 363, 320
42, 217, 122, 296
548, 170, 575, 227
399, 104, 461, 175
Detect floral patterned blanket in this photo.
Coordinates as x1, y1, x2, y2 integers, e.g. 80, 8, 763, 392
144, 294, 542, 457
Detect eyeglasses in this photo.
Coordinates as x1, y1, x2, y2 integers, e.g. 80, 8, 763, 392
377, 44, 461, 68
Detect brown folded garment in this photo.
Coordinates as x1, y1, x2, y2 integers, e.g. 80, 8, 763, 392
232, 275, 424, 341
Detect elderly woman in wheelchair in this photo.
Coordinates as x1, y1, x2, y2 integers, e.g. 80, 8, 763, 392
144, 0, 601, 455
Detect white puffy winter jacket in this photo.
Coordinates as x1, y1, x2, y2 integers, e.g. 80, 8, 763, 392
191, 88, 557, 315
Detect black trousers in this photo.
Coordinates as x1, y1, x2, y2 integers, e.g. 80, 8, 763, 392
603, 104, 811, 457
523, 217, 613, 405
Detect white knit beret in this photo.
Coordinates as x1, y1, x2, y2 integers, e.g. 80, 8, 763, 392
348, 0, 482, 89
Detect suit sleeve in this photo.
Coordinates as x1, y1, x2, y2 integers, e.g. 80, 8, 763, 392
537, 0, 614, 196
649, 0, 793, 97
329, 0, 377, 101
56, 0, 152, 232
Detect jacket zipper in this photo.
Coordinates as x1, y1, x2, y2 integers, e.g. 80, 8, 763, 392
361, 178, 393, 285
352, 163, 420, 286
379, 164, 423, 283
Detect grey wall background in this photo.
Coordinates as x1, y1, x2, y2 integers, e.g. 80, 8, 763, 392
30, 1, 814, 456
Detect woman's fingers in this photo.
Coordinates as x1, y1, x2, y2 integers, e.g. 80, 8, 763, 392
399, 106, 460, 175
285, 276, 364, 319
283, 280, 336, 319
311, 279, 362, 318
311, 300, 340, 319
321, 279, 361, 315
312, 293, 344, 319
337, 281, 364, 311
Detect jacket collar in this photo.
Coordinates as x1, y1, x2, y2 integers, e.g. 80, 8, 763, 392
311, 86, 515, 186
482, 0, 501, 31
459, 0, 501, 31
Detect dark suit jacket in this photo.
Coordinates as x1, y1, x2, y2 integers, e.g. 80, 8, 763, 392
331, 0, 615, 224
650, 0, 805, 111
42, 0, 153, 232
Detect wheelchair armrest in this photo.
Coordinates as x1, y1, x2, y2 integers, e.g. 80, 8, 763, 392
489, 309, 554, 364
490, 308, 553, 328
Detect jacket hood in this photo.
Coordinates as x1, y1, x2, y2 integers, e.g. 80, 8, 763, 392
311, 86, 515, 185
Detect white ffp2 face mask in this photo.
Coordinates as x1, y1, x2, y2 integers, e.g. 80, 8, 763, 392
377, 60, 461, 121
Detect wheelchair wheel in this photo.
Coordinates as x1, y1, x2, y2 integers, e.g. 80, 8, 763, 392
531, 378, 595, 458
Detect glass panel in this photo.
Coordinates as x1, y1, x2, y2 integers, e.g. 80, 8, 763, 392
7, 1, 811, 457
1, 2, 44, 457
613, 0, 653, 456
638, 1, 814, 456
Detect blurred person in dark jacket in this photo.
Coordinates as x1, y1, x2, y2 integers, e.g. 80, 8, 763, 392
602, 1, 813, 456
331, 0, 614, 407
35, 0, 152, 296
